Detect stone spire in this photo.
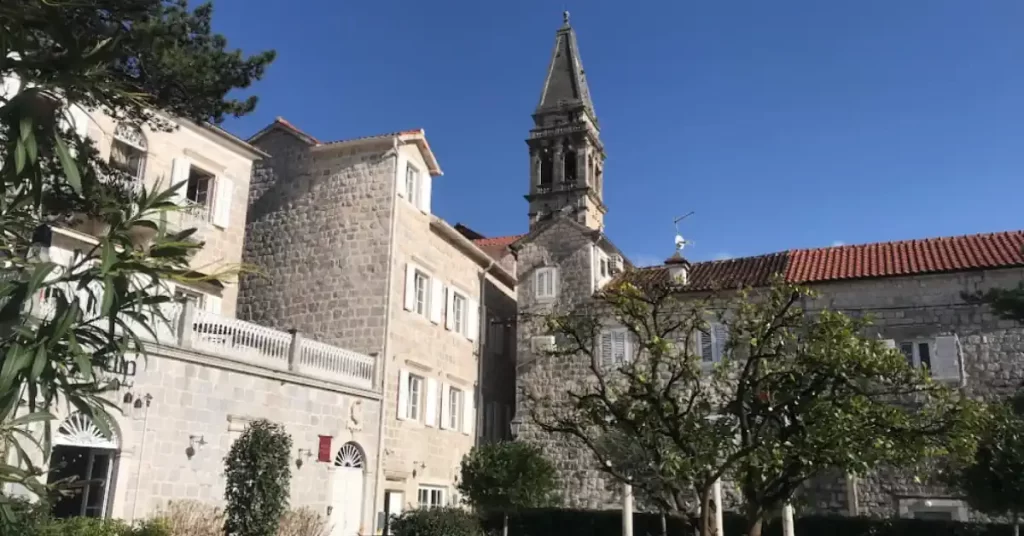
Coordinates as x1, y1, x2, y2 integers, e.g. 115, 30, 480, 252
535, 11, 597, 125
525, 13, 606, 231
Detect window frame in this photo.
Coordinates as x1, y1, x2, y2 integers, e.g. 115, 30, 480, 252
405, 163, 420, 204
535, 267, 558, 300
898, 339, 934, 372
417, 485, 446, 509
413, 270, 429, 317
173, 288, 205, 310
448, 387, 462, 431
109, 123, 148, 185
452, 292, 466, 334
406, 374, 423, 421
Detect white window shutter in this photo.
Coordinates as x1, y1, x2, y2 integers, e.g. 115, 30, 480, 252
403, 264, 416, 311
611, 330, 628, 366
439, 383, 451, 430
419, 175, 432, 214
207, 295, 222, 316
599, 331, 614, 369
397, 369, 410, 420
213, 176, 234, 228
712, 323, 729, 362
424, 378, 438, 427
462, 390, 474, 435
700, 330, 714, 363
881, 339, 897, 350
444, 288, 455, 331
933, 335, 963, 383
467, 299, 479, 341
397, 166, 408, 198
169, 158, 191, 204
429, 279, 444, 324
68, 104, 90, 140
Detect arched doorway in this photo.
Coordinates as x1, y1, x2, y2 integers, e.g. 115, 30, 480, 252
48, 413, 120, 518
330, 442, 365, 536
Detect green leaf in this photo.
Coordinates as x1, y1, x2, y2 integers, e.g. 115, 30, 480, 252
52, 127, 82, 194
7, 411, 55, 428
13, 140, 25, 174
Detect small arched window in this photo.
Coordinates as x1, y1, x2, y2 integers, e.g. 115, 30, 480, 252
110, 123, 148, 183
562, 139, 577, 184
539, 147, 553, 188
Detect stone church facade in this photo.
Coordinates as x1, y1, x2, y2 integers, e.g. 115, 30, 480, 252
481, 13, 1024, 524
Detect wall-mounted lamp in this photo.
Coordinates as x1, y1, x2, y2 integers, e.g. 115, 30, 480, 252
186, 435, 207, 459
509, 416, 523, 439
122, 392, 134, 405
412, 461, 426, 478
296, 449, 313, 469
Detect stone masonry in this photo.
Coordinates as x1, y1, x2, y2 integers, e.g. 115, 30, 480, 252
239, 128, 394, 356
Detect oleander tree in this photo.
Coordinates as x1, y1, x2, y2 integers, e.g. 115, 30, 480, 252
223, 419, 293, 536
0, 0, 274, 525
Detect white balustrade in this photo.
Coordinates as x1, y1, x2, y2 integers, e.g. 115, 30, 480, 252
297, 338, 375, 390
187, 308, 292, 370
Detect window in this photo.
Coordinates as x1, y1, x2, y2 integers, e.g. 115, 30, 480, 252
186, 166, 216, 221
109, 123, 147, 187
448, 387, 463, 431
174, 288, 204, 310
452, 293, 466, 334
534, 267, 558, 300
698, 323, 730, 364
899, 340, 933, 371
405, 164, 419, 204
414, 271, 429, 316
599, 328, 635, 368
406, 374, 423, 421
899, 498, 966, 522
417, 486, 445, 509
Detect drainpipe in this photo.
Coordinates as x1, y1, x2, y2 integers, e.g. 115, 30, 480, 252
129, 393, 153, 522
476, 260, 496, 443
372, 137, 401, 533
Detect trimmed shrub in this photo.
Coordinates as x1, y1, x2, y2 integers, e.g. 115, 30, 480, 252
223, 419, 293, 536
28, 516, 170, 536
479, 508, 1017, 536
392, 507, 483, 536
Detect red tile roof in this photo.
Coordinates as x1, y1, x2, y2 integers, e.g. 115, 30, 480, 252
614, 230, 1024, 291
471, 234, 525, 261
786, 231, 1024, 283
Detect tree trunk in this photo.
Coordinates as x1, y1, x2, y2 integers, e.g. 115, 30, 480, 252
1014, 518, 1019, 536
698, 491, 715, 536
745, 507, 763, 536
660, 513, 667, 536
503, 513, 509, 536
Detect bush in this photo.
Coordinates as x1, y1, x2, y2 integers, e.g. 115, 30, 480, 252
27, 516, 169, 536
223, 419, 293, 536
479, 508, 1017, 536
150, 500, 224, 536
391, 507, 483, 536
277, 507, 330, 536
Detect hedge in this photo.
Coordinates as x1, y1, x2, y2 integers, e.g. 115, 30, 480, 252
479, 508, 1016, 536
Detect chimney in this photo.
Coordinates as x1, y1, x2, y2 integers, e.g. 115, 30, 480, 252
664, 251, 691, 285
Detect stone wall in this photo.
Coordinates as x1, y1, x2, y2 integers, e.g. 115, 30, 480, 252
514, 216, 617, 509
79, 109, 260, 318
515, 264, 1024, 518
239, 130, 396, 357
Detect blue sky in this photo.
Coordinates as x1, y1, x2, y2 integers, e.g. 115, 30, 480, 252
211, 0, 1023, 267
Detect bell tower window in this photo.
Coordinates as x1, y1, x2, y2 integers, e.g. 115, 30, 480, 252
539, 147, 553, 188
562, 139, 577, 185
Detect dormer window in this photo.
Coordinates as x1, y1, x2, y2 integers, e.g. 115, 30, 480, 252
405, 164, 420, 204
535, 267, 558, 300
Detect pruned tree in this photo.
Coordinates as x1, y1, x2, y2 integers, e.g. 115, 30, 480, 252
529, 277, 983, 536
457, 441, 559, 536
223, 419, 293, 536
723, 282, 983, 536
0, 0, 274, 525
944, 388, 1024, 536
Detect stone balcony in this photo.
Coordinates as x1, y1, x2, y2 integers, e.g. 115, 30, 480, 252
30, 289, 378, 392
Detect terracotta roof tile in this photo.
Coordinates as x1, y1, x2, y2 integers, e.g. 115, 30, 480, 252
786, 230, 1024, 283
611, 230, 1024, 292
472, 235, 525, 261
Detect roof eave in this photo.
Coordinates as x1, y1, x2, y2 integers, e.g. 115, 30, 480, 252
430, 217, 515, 288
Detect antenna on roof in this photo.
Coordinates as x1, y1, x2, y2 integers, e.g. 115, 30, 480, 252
673, 211, 695, 253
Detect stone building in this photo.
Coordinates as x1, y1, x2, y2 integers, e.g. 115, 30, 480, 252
239, 119, 518, 532
2, 100, 384, 536
506, 13, 1024, 525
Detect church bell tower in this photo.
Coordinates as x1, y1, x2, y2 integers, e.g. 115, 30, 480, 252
526, 12, 607, 231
